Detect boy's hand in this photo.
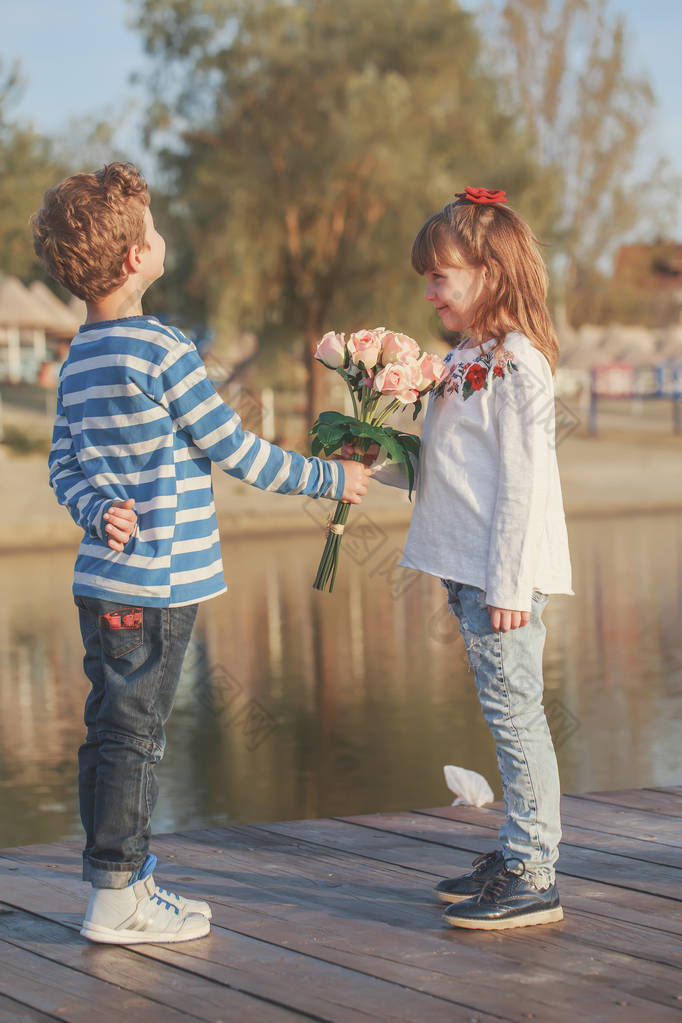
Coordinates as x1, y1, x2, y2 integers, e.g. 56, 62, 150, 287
337, 441, 381, 467
338, 460, 372, 504
103, 498, 137, 551
487, 606, 530, 633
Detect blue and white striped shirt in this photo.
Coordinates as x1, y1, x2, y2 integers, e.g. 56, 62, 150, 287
48, 315, 344, 607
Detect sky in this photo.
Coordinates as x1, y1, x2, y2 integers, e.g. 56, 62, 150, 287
3, 0, 681, 231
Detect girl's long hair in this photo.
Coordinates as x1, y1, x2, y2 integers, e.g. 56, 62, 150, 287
411, 197, 559, 373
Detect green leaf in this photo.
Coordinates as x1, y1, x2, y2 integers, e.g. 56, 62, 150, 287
317, 423, 347, 449
397, 433, 421, 459
310, 412, 421, 495
378, 427, 421, 500
313, 410, 353, 428
405, 454, 415, 499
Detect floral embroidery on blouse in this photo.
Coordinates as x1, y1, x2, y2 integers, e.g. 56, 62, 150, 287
433, 345, 518, 401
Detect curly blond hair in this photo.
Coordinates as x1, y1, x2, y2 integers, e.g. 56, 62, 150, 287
32, 162, 149, 303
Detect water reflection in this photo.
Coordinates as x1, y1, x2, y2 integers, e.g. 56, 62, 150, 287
0, 513, 680, 848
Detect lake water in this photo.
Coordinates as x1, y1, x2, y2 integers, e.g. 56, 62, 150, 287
1, 512, 680, 849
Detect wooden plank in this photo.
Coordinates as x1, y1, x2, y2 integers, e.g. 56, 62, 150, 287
0, 992, 58, 1021
563, 801, 682, 846
0, 877, 504, 1023
4, 823, 682, 939
259, 816, 682, 937
413, 796, 682, 849
574, 789, 682, 819
0, 906, 305, 1023
329, 810, 682, 902
172, 888, 682, 1023
647, 787, 682, 798
0, 939, 208, 1023
4, 820, 682, 942
151, 828, 682, 1021
3, 803, 682, 1023
137, 831, 682, 995
561, 793, 681, 845
414, 807, 682, 869
1, 849, 677, 1023
128, 927, 504, 1023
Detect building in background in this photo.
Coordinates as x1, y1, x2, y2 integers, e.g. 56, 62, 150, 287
0, 276, 82, 385
609, 242, 682, 327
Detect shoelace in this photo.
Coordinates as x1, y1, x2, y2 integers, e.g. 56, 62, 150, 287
478, 857, 526, 902
156, 886, 181, 902
150, 891, 180, 914
471, 851, 501, 876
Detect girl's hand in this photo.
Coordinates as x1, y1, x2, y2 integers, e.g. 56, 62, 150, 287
103, 498, 137, 552
487, 606, 530, 633
338, 459, 372, 504
336, 441, 381, 467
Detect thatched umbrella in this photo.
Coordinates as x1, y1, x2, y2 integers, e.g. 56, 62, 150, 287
0, 275, 55, 330
28, 282, 81, 338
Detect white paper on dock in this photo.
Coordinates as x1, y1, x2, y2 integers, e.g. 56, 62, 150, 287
443, 765, 494, 807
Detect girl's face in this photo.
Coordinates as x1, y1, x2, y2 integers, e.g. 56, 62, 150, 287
423, 261, 488, 335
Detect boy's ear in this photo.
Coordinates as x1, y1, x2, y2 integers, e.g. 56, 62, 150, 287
123, 241, 145, 276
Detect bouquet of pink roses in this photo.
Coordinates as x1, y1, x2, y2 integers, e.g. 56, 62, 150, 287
311, 326, 448, 591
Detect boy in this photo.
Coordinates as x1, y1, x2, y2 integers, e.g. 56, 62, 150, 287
32, 162, 369, 945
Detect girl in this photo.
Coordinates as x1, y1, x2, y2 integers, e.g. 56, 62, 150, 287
365, 187, 573, 930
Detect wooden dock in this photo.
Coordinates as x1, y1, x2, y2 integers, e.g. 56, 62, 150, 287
1, 787, 680, 1022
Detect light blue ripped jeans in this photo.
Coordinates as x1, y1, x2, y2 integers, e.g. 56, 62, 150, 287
443, 580, 561, 888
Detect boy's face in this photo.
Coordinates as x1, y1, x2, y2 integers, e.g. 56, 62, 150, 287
139, 205, 166, 288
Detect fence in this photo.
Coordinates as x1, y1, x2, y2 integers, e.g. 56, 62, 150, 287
589, 362, 682, 435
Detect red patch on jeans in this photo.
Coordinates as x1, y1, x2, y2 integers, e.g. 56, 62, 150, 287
99, 609, 143, 630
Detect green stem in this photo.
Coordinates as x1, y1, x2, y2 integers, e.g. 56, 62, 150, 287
373, 398, 401, 428
360, 383, 371, 420
312, 454, 361, 593
345, 375, 359, 418
368, 389, 381, 420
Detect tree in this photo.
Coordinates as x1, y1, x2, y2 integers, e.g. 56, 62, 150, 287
483, 0, 679, 324
132, 0, 558, 425
0, 62, 68, 281
0, 62, 149, 306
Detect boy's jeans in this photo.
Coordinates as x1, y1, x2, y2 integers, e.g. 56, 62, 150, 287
75, 596, 198, 888
443, 581, 561, 888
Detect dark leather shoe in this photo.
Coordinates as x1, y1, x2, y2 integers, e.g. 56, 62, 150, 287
434, 850, 505, 904
442, 866, 563, 930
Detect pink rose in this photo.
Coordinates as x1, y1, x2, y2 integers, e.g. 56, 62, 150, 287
347, 329, 383, 370
315, 331, 346, 369
414, 352, 449, 391
374, 360, 421, 404
380, 331, 421, 366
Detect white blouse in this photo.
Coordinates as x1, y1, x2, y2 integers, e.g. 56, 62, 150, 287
376, 331, 573, 612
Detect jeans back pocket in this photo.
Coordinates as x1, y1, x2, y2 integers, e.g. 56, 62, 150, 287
98, 607, 144, 658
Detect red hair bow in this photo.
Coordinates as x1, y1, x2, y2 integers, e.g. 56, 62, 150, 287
455, 186, 507, 205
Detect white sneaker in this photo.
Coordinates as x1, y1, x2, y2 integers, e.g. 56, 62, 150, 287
141, 853, 212, 919
81, 864, 211, 944
153, 882, 212, 919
